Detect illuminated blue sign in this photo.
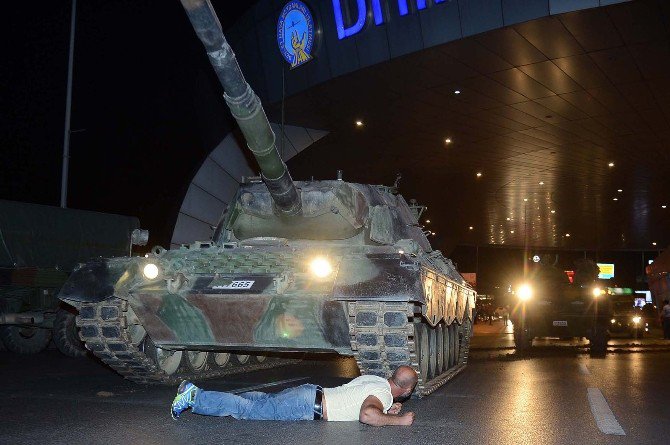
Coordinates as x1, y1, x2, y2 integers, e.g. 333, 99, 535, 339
277, 1, 315, 68
332, 0, 446, 40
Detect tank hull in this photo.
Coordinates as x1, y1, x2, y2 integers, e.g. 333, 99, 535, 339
62, 247, 473, 352
61, 244, 475, 395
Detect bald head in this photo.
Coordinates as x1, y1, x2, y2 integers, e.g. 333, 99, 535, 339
391, 365, 418, 391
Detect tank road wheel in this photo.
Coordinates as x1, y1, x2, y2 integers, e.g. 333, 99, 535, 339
53, 307, 87, 358
212, 352, 231, 368
443, 323, 452, 370
186, 351, 209, 373
414, 323, 429, 380
146, 340, 183, 376
451, 324, 459, 366
235, 354, 250, 365
446, 323, 455, 368
435, 324, 445, 374
253, 355, 267, 364
427, 325, 438, 379
0, 326, 51, 355
453, 324, 461, 366
155, 348, 183, 375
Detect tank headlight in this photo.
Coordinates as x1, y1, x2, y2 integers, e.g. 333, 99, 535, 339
309, 257, 333, 278
518, 284, 532, 301
592, 287, 602, 298
143, 263, 159, 280
632, 316, 641, 324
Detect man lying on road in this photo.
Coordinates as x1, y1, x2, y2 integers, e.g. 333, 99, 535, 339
171, 365, 418, 426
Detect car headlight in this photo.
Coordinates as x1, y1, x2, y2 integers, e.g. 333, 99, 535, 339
143, 263, 160, 280
632, 316, 641, 324
309, 257, 333, 278
592, 287, 602, 298
611, 319, 616, 324
518, 284, 532, 301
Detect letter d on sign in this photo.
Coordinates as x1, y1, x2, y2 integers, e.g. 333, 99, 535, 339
332, 0, 366, 39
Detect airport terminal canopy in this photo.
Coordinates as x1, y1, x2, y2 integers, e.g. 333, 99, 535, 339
175, 0, 670, 251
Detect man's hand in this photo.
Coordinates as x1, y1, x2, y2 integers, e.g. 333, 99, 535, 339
387, 403, 402, 415
398, 412, 415, 426
359, 396, 416, 426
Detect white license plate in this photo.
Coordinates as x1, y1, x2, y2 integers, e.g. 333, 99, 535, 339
553, 320, 568, 326
212, 280, 255, 290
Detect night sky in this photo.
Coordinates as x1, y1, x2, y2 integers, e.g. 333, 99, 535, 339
2, 1, 253, 246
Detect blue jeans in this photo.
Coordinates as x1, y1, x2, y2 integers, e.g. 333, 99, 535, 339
192, 384, 317, 421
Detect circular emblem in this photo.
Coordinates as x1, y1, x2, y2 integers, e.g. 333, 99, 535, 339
277, 1, 314, 68
532, 255, 541, 263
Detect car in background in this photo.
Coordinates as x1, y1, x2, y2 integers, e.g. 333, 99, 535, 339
610, 298, 647, 338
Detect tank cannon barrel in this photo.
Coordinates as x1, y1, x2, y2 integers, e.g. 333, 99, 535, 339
179, 0, 301, 215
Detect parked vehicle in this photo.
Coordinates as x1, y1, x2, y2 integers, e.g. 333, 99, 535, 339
0, 200, 143, 356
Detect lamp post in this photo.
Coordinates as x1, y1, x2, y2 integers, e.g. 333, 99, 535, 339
60, 0, 77, 208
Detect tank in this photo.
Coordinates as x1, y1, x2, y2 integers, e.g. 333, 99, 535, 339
510, 257, 612, 356
0, 199, 142, 356
58, 0, 476, 396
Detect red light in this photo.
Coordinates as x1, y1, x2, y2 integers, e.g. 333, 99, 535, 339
565, 270, 575, 284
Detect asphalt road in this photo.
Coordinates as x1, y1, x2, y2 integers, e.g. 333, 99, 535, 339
2, 326, 670, 445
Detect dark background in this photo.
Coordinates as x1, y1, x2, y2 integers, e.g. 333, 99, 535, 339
1, 1, 253, 245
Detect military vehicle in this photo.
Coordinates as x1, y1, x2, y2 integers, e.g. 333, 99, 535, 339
0, 200, 142, 356
58, 0, 476, 396
511, 258, 611, 355
609, 296, 646, 338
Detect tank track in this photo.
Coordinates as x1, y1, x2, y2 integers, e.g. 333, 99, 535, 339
76, 297, 299, 384
348, 301, 472, 397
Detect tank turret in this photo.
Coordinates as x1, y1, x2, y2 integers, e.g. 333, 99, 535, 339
180, 0, 301, 216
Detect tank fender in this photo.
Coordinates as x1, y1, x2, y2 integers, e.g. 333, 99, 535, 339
58, 258, 126, 303
333, 254, 423, 302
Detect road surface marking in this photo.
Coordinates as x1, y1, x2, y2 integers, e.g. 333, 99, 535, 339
587, 388, 625, 435
579, 363, 590, 375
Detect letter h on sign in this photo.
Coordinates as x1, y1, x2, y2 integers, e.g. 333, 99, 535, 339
332, 0, 446, 39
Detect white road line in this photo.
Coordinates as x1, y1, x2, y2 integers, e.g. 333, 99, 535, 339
579, 363, 590, 375
587, 388, 626, 436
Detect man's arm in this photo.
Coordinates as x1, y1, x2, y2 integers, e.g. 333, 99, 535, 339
359, 395, 414, 426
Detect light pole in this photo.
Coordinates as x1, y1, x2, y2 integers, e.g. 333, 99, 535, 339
60, 0, 77, 208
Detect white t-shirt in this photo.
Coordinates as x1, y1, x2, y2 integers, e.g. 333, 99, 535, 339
323, 375, 394, 422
